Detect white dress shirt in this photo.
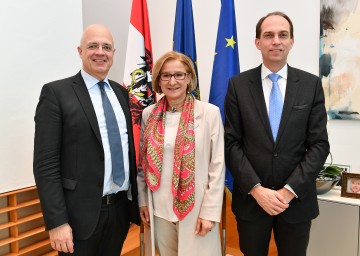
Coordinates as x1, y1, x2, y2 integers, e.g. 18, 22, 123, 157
261, 64, 288, 114
81, 70, 130, 196
260, 64, 297, 197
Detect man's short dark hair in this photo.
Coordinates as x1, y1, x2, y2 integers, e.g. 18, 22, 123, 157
255, 11, 294, 39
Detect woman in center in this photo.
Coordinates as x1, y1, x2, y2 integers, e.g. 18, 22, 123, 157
137, 51, 225, 256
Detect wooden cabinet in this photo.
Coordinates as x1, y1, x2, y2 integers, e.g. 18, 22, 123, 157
307, 189, 360, 256
0, 186, 56, 256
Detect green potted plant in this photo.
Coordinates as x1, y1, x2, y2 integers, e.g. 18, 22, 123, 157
316, 164, 344, 195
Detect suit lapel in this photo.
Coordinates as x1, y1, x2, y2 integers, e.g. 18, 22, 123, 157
193, 99, 201, 129
276, 65, 300, 143
72, 72, 102, 145
248, 66, 274, 142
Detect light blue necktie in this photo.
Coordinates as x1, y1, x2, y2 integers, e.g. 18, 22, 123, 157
98, 81, 125, 187
268, 73, 283, 141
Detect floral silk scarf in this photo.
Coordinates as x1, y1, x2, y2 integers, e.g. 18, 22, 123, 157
140, 94, 195, 220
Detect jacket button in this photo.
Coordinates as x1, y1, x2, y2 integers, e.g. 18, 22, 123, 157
274, 153, 278, 157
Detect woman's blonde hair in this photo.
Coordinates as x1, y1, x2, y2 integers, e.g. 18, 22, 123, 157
152, 51, 197, 94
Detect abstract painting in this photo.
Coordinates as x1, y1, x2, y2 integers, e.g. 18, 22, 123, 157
320, 0, 360, 120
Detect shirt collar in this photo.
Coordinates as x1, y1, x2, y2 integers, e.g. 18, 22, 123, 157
81, 69, 111, 90
261, 64, 288, 80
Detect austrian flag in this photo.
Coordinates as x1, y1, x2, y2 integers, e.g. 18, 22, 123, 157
123, 0, 155, 163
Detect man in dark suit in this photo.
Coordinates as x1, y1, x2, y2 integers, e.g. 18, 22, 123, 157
33, 24, 140, 255
225, 12, 330, 256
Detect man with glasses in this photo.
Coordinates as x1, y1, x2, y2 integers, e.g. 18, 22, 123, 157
33, 24, 140, 255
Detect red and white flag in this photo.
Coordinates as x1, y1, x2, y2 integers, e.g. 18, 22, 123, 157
123, 0, 155, 164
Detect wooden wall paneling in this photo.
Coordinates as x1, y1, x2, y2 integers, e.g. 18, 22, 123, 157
0, 186, 55, 256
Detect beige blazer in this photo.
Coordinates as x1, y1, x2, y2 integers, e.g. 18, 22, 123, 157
137, 99, 225, 256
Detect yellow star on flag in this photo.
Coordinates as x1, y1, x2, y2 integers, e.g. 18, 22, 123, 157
225, 35, 236, 49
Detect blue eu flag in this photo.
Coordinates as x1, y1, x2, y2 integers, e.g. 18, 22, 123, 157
209, 0, 240, 192
173, 0, 200, 99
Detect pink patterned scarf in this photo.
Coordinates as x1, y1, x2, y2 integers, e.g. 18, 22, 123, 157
140, 94, 195, 220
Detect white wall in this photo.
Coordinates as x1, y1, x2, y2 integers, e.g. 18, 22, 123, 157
328, 120, 360, 170
0, 0, 83, 193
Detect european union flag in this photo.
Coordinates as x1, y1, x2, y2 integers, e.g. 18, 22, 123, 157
173, 0, 200, 99
209, 0, 240, 192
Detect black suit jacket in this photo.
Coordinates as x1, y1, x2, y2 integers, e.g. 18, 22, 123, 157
225, 65, 330, 223
33, 72, 140, 240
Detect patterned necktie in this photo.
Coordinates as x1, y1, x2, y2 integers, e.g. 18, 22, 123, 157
268, 73, 283, 141
98, 81, 125, 187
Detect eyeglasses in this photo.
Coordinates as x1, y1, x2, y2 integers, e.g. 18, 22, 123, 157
160, 73, 188, 81
86, 43, 114, 52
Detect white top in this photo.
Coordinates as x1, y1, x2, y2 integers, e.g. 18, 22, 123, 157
152, 111, 181, 222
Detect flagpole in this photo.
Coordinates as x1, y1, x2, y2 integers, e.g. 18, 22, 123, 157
140, 223, 145, 256
222, 191, 226, 256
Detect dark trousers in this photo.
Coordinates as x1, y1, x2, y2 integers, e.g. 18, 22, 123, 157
236, 215, 311, 256
60, 196, 130, 256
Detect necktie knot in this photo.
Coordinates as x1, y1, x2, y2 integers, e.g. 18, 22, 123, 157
268, 73, 281, 83
98, 81, 105, 90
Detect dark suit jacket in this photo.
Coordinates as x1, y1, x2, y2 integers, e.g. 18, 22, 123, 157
33, 72, 140, 240
225, 65, 330, 224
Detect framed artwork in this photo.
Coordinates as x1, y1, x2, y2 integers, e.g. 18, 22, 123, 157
320, 0, 360, 120
341, 172, 360, 199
